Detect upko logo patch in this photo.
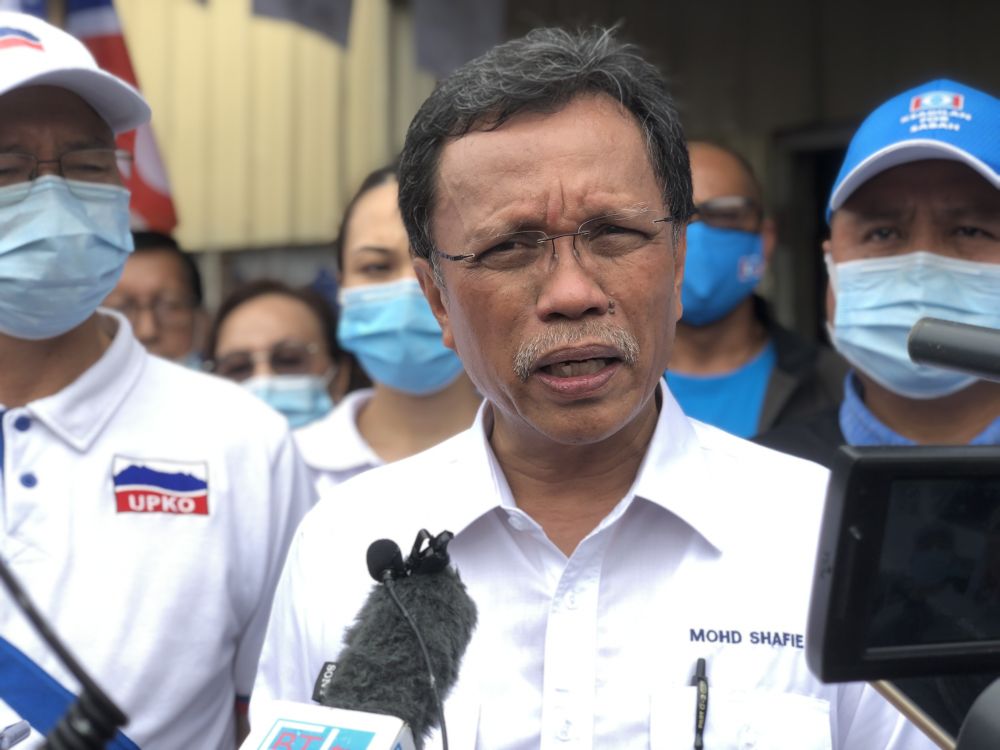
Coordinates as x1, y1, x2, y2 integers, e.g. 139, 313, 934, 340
258, 719, 375, 750
900, 89, 972, 133
112, 457, 209, 516
910, 91, 964, 112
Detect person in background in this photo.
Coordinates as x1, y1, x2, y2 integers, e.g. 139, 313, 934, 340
666, 141, 846, 437
0, 12, 313, 748
103, 230, 205, 367
757, 77, 1000, 737
292, 165, 481, 491
757, 79, 1000, 464
204, 279, 361, 429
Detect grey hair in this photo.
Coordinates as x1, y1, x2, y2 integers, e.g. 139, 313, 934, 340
398, 26, 694, 278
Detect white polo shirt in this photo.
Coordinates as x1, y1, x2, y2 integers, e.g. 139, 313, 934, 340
293, 388, 383, 493
0, 311, 315, 749
253, 386, 936, 750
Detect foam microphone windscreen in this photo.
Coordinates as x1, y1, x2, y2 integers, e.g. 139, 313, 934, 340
317, 537, 477, 746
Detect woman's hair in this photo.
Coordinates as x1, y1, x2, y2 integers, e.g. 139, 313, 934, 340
335, 163, 400, 272
204, 278, 369, 391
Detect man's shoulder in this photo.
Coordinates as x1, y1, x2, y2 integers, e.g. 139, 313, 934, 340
686, 418, 831, 541
136, 355, 291, 437
693, 416, 829, 478
754, 408, 844, 469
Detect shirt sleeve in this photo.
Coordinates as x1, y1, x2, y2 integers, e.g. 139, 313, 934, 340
248, 515, 324, 727
233, 430, 317, 699
834, 682, 942, 750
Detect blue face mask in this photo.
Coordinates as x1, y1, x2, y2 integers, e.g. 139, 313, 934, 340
0, 176, 133, 340
680, 222, 765, 326
337, 278, 464, 396
828, 251, 1000, 399
243, 374, 335, 429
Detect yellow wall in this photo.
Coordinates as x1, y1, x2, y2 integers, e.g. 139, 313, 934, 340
115, 0, 435, 251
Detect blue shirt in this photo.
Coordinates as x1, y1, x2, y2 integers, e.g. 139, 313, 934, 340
666, 341, 777, 438
839, 373, 1000, 446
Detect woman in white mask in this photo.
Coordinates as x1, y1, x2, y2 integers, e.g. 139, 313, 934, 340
205, 280, 360, 428
293, 165, 482, 492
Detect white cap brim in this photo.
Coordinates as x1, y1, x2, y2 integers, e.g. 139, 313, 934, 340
829, 140, 1000, 212
2, 66, 150, 134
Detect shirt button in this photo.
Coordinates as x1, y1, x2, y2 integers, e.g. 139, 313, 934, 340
14, 415, 31, 431
20, 472, 38, 488
507, 515, 528, 531
565, 590, 578, 609
556, 720, 573, 741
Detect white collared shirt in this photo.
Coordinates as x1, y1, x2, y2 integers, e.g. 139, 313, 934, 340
253, 385, 936, 750
293, 388, 383, 493
0, 311, 315, 749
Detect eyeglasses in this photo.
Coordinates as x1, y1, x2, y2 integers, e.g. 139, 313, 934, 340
106, 296, 196, 328
206, 341, 322, 382
692, 196, 763, 232
434, 208, 686, 274
0, 148, 132, 204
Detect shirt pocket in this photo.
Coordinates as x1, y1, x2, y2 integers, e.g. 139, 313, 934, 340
651, 686, 832, 750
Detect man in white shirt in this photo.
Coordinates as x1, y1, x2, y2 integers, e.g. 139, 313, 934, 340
253, 27, 936, 749
0, 12, 313, 749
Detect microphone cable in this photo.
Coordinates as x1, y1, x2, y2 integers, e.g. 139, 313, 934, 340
379, 571, 450, 750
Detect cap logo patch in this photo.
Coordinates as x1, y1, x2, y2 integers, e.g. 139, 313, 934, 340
910, 91, 964, 112
900, 89, 972, 134
0, 27, 44, 52
112, 457, 209, 516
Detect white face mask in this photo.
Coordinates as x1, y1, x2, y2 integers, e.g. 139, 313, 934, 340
826, 251, 1000, 399
0, 176, 133, 340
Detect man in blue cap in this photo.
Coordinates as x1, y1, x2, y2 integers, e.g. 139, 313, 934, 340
759, 78, 1000, 464
758, 78, 1000, 737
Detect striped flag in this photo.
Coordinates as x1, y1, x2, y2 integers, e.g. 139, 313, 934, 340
0, 0, 47, 17
65, 0, 178, 232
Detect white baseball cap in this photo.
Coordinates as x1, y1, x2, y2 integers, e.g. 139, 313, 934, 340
0, 11, 149, 133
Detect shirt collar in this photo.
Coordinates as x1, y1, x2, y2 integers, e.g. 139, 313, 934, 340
27, 308, 146, 452
454, 382, 734, 552
630, 382, 735, 552
840, 371, 1000, 447
294, 388, 382, 472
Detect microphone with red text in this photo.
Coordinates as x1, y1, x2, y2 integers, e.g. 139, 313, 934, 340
312, 530, 477, 750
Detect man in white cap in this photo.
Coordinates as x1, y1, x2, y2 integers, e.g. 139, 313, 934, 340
758, 78, 1000, 735
0, 12, 313, 749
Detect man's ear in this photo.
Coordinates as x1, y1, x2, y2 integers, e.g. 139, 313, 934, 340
672, 230, 687, 322
413, 257, 456, 351
821, 238, 836, 324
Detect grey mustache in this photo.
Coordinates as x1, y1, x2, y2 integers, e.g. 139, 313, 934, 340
513, 321, 640, 381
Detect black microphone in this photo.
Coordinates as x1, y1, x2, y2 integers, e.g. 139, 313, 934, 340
907, 318, 1000, 383
313, 530, 477, 750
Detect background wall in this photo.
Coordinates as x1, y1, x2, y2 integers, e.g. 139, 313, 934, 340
110, 0, 996, 330
508, 0, 998, 335
116, 0, 434, 252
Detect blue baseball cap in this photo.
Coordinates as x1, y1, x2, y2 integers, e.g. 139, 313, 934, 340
828, 79, 1000, 220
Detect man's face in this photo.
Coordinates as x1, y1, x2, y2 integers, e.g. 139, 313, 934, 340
0, 85, 118, 183
825, 159, 1000, 321
104, 249, 200, 361
689, 142, 763, 232
415, 93, 684, 447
